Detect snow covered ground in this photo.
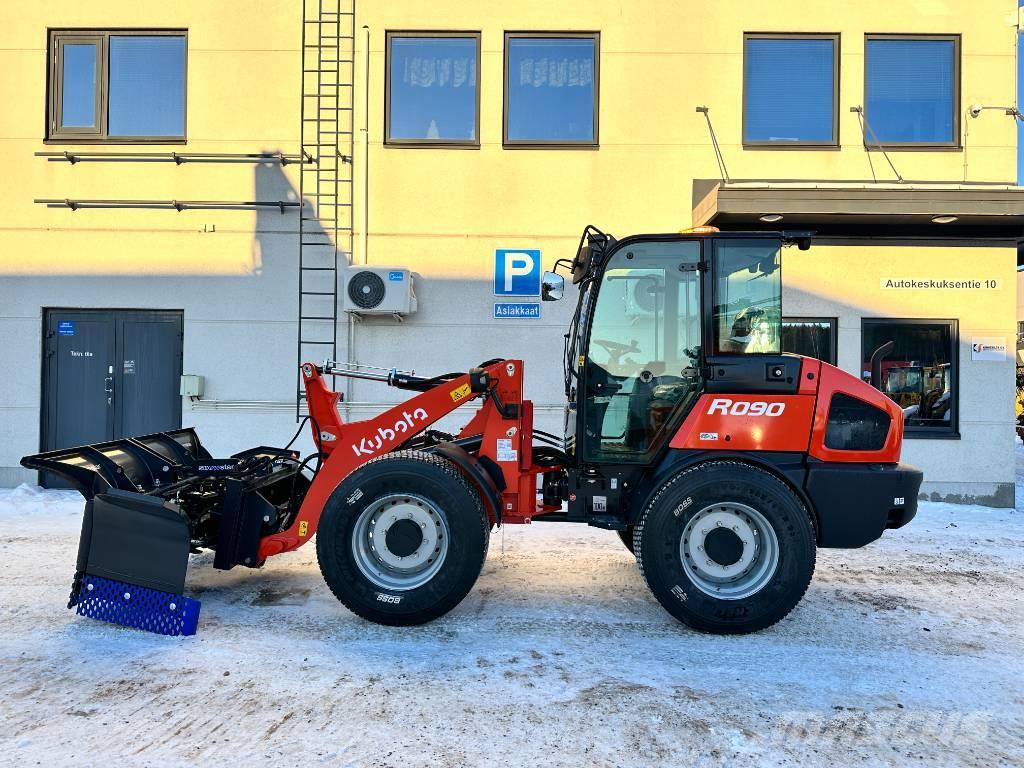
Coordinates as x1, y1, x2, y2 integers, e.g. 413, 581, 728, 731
1, 468, 1022, 767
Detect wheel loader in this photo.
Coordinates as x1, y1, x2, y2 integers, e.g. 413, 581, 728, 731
22, 226, 922, 636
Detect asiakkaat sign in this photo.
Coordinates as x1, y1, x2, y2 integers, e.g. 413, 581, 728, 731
350, 407, 428, 457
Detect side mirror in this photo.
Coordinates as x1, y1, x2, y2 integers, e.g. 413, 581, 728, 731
541, 271, 564, 301
571, 243, 590, 284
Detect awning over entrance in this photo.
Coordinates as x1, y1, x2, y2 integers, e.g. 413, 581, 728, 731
692, 180, 1024, 243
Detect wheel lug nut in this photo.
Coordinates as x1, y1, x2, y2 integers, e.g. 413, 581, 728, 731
697, 545, 703, 552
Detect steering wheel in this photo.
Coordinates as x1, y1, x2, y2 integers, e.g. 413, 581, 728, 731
594, 338, 638, 356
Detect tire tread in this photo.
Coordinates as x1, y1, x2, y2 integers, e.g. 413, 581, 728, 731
633, 460, 816, 633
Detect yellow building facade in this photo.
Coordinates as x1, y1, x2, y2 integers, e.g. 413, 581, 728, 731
1, 1, 1022, 504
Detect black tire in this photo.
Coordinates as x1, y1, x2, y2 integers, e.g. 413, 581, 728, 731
635, 461, 816, 634
316, 450, 490, 626
616, 526, 636, 554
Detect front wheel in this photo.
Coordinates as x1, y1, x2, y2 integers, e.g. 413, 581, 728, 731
316, 451, 490, 626
635, 461, 816, 634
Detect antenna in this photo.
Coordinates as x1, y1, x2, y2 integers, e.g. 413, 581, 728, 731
696, 106, 731, 184
850, 106, 903, 184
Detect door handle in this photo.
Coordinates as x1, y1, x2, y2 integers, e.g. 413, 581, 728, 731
105, 365, 114, 406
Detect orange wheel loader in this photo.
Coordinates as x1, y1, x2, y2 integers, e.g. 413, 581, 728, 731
22, 227, 922, 636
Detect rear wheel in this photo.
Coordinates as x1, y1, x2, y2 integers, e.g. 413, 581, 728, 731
635, 461, 815, 634
316, 451, 490, 626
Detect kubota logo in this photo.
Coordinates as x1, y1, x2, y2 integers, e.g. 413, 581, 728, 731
351, 407, 429, 457
707, 398, 786, 417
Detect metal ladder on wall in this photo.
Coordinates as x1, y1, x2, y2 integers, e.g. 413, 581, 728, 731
297, 0, 356, 418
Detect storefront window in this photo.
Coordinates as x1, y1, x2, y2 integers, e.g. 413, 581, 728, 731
862, 319, 957, 435
782, 317, 837, 364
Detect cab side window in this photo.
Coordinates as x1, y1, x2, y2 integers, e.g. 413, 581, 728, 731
712, 240, 782, 355
583, 241, 701, 461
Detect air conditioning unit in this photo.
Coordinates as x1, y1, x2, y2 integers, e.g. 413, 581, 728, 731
342, 266, 417, 315
623, 275, 663, 318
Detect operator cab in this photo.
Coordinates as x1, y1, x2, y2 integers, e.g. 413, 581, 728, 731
547, 227, 810, 468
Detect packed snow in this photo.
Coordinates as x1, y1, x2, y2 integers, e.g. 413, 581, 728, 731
1, 461, 1022, 767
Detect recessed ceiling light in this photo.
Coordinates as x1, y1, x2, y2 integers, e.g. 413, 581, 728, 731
759, 214, 783, 223
932, 215, 958, 224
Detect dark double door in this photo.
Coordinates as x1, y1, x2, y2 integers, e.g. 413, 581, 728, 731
41, 309, 183, 486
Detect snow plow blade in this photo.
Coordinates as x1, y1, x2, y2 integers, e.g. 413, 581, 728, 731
71, 491, 200, 636
21, 429, 309, 636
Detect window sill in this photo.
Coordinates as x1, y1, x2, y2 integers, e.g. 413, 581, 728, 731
383, 141, 480, 150
742, 142, 840, 151
904, 430, 960, 441
502, 142, 600, 151
863, 143, 962, 152
44, 138, 188, 145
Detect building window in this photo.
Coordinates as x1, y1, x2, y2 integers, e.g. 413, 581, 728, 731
503, 33, 599, 146
782, 317, 837, 364
385, 32, 480, 146
862, 319, 957, 436
47, 31, 186, 142
864, 34, 959, 147
743, 34, 839, 146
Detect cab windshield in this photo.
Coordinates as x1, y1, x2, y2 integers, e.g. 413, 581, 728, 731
711, 240, 782, 355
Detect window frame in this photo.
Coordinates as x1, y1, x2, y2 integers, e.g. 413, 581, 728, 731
861, 317, 959, 439
46, 29, 188, 144
862, 33, 961, 150
742, 32, 841, 149
502, 31, 600, 149
782, 316, 838, 365
383, 30, 482, 149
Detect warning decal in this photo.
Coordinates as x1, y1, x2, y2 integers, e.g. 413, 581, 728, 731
450, 383, 472, 402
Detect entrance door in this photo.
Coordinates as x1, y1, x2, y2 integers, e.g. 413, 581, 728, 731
41, 309, 183, 486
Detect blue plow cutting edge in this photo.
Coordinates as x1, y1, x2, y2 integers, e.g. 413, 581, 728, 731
70, 574, 200, 637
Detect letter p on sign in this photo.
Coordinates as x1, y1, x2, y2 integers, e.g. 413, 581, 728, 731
494, 249, 541, 296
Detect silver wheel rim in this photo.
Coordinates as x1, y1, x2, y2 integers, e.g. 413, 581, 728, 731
679, 502, 779, 600
351, 493, 449, 591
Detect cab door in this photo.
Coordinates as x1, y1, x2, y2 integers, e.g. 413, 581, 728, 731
580, 238, 703, 463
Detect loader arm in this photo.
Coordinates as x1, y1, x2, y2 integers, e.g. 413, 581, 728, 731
257, 358, 538, 559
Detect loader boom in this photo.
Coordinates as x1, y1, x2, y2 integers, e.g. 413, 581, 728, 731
258, 358, 552, 559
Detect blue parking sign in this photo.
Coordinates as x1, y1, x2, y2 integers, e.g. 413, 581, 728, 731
494, 249, 541, 296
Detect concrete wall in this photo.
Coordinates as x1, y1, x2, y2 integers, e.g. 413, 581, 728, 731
0, 1, 1019, 503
